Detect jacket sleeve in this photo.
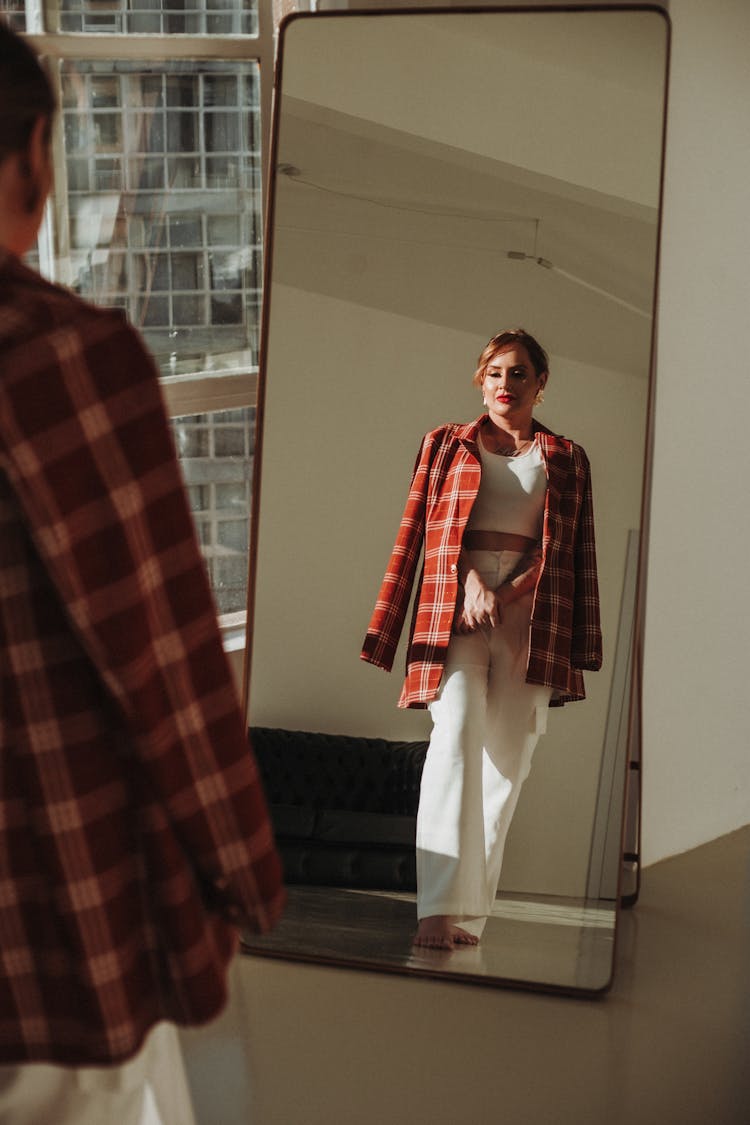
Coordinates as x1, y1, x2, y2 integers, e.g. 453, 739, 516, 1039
571, 448, 603, 670
360, 431, 434, 672
0, 311, 284, 934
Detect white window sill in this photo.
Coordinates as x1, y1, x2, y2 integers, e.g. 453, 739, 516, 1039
219, 610, 247, 654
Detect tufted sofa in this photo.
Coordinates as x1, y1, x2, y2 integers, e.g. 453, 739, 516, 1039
250, 726, 428, 892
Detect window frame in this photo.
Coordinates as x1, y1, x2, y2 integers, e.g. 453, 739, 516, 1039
25, 1, 277, 408
17, 0, 282, 634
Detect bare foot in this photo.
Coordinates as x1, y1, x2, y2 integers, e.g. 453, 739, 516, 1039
413, 916, 480, 949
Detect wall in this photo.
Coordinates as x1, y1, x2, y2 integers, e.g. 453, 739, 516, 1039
641, 0, 750, 862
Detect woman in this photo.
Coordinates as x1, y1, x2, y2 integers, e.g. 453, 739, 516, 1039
0, 23, 283, 1123
361, 329, 602, 950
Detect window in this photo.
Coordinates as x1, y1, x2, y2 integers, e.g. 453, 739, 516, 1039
57, 0, 259, 36
3, 0, 308, 624
58, 59, 262, 378
171, 406, 255, 615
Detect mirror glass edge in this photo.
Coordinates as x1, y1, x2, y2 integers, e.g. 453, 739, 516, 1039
612, 8, 671, 914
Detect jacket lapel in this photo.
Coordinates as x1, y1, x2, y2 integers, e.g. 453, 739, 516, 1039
451, 416, 484, 527
535, 423, 571, 505
455, 414, 484, 456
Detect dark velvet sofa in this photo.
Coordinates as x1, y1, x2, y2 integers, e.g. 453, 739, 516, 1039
250, 726, 428, 892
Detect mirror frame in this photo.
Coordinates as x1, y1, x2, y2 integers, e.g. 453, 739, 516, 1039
241, 3, 670, 996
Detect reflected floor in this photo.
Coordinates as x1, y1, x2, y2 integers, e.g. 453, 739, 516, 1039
241, 886, 616, 994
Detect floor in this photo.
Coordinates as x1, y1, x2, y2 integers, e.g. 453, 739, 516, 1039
181, 825, 750, 1125
241, 885, 616, 993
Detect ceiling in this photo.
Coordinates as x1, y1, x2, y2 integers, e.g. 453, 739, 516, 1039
270, 10, 667, 378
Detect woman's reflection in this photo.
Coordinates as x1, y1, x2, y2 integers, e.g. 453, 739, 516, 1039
361, 329, 602, 950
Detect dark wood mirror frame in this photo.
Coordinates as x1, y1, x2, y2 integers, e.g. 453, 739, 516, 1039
241, 4, 669, 996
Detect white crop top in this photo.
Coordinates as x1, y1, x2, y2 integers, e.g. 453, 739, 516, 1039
465, 435, 547, 540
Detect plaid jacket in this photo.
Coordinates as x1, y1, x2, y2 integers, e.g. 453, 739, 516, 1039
361, 414, 602, 708
0, 254, 284, 1065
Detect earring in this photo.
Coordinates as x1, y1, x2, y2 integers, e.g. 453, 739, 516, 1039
534, 388, 545, 406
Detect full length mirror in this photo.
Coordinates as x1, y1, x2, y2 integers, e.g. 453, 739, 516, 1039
243, 6, 668, 994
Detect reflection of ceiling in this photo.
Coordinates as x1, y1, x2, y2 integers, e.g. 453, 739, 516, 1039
283, 11, 666, 208
438, 9, 667, 95
273, 101, 660, 377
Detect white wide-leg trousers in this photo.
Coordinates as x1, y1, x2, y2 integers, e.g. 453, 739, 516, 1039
416, 550, 552, 933
0, 1022, 196, 1125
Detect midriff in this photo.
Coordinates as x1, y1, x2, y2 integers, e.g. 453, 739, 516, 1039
463, 530, 538, 553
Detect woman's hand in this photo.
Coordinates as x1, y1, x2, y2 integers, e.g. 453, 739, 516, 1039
453, 569, 503, 633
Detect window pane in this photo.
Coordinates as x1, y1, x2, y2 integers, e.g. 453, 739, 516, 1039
171, 407, 255, 614
55, 59, 262, 378
0, 1, 26, 30
53, 0, 259, 36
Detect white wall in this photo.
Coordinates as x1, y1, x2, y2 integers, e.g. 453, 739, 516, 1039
642, 0, 750, 863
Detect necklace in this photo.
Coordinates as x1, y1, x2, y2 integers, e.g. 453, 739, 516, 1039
482, 433, 533, 458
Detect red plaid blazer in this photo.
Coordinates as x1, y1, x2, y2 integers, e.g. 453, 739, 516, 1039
0, 254, 284, 1065
361, 414, 602, 708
